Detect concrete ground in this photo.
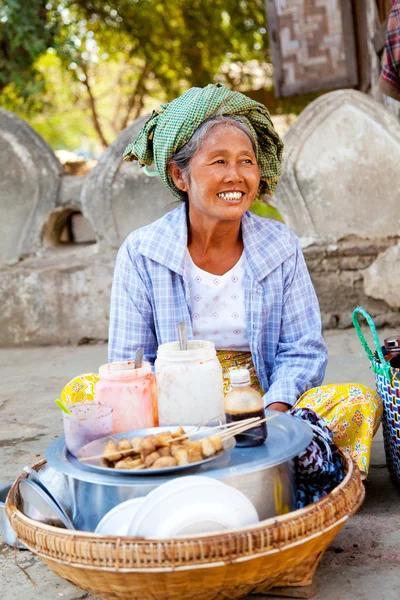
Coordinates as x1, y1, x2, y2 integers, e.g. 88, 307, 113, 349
1, 329, 399, 599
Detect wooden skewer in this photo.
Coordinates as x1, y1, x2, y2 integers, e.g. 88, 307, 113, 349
78, 447, 140, 462
214, 419, 262, 440
168, 416, 261, 443
219, 413, 278, 441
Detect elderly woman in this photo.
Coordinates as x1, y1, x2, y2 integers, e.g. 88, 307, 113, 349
109, 83, 382, 477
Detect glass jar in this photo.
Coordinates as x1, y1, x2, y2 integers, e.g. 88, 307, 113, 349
155, 340, 224, 426
95, 361, 158, 434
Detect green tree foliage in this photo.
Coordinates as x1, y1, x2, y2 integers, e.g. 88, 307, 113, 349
1, 0, 269, 151
0, 0, 59, 102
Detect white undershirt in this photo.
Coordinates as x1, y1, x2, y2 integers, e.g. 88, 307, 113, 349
185, 250, 250, 351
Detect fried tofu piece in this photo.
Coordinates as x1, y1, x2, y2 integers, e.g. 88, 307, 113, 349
144, 451, 161, 468
130, 437, 143, 453
154, 432, 173, 448
201, 437, 216, 458
139, 435, 156, 457
114, 456, 143, 470
117, 438, 134, 454
209, 435, 223, 453
170, 442, 181, 457
172, 426, 186, 439
187, 446, 203, 463
158, 446, 172, 457
175, 448, 189, 466
103, 440, 122, 462
151, 456, 177, 469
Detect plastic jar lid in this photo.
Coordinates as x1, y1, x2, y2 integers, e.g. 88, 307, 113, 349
98, 361, 151, 380
229, 368, 251, 386
156, 340, 217, 362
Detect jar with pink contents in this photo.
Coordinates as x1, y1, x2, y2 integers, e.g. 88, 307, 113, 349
95, 361, 158, 434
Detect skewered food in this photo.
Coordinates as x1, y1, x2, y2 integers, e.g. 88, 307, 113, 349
144, 451, 161, 468
114, 456, 143, 470
99, 428, 225, 471
151, 456, 177, 469
103, 440, 122, 462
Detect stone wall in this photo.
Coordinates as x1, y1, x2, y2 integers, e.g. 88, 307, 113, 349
0, 89, 399, 346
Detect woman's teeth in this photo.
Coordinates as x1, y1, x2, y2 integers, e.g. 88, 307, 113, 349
217, 192, 243, 201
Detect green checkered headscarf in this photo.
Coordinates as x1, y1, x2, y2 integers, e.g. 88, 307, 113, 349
123, 83, 283, 198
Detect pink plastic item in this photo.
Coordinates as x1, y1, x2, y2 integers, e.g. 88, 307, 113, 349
95, 361, 158, 434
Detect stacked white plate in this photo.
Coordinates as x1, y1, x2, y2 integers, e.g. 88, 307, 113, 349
95, 476, 259, 538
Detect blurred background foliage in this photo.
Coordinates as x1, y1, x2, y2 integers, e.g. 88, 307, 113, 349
0, 0, 318, 155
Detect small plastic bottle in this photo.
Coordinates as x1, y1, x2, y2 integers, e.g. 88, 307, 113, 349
224, 368, 267, 447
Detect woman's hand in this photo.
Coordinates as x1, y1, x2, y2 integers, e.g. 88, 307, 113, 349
267, 402, 291, 413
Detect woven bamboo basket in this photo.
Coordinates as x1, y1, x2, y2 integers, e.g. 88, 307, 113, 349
7, 452, 364, 600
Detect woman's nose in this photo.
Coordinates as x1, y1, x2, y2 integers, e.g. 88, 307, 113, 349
223, 163, 243, 183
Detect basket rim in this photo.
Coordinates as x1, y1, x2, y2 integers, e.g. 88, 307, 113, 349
6, 452, 365, 571
7, 452, 357, 536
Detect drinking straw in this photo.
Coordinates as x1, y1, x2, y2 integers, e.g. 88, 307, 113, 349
55, 398, 72, 415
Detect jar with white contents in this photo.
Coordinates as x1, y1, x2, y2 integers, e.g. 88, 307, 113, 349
155, 340, 225, 426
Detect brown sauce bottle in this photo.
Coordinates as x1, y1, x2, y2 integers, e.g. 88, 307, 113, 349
224, 368, 267, 447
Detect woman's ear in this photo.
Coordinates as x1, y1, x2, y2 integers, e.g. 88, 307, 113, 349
168, 162, 188, 192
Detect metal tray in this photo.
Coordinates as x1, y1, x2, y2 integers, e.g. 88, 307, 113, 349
19, 479, 75, 529
77, 427, 236, 475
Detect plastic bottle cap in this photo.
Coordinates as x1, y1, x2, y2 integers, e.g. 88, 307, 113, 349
229, 368, 251, 386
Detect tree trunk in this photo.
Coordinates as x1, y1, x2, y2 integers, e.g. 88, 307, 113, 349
80, 63, 109, 149
119, 61, 149, 131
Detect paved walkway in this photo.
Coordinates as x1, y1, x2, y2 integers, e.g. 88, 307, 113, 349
1, 329, 399, 599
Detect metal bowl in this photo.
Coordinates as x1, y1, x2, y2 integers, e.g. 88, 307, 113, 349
45, 412, 312, 531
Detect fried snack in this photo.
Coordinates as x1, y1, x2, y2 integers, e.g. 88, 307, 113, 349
154, 432, 173, 448
170, 442, 181, 457
102, 426, 225, 471
187, 441, 202, 453
201, 437, 216, 458
103, 440, 122, 462
144, 451, 161, 468
210, 435, 223, 452
151, 456, 177, 469
175, 448, 189, 466
187, 441, 203, 463
158, 446, 172, 457
114, 456, 143, 470
171, 426, 186, 439
130, 437, 143, 453
140, 435, 156, 457
117, 438, 134, 454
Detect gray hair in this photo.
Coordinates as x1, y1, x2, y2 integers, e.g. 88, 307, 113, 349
169, 115, 257, 201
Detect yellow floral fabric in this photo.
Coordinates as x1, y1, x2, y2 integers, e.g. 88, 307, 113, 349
296, 384, 382, 477
217, 350, 263, 395
217, 350, 383, 477
61, 373, 99, 405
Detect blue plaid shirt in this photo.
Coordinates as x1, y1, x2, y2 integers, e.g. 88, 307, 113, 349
109, 204, 327, 407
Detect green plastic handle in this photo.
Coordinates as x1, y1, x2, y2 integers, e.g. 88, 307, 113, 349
352, 306, 391, 381
55, 398, 72, 415
143, 164, 160, 178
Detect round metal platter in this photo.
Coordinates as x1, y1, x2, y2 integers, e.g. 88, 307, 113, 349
77, 427, 236, 475
18, 479, 75, 529
46, 411, 313, 485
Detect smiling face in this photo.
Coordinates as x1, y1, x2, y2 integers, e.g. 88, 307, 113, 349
170, 123, 261, 225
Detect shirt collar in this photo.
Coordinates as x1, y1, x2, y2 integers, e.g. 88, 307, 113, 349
138, 203, 293, 281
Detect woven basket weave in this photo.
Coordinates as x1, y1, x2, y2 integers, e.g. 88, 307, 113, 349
352, 306, 400, 484
7, 452, 363, 600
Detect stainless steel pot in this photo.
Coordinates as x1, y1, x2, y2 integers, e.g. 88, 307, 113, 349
43, 412, 312, 532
